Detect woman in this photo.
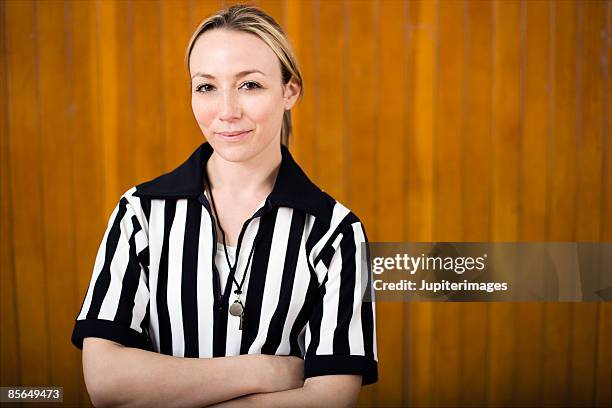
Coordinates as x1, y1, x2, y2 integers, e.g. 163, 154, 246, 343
72, 5, 378, 407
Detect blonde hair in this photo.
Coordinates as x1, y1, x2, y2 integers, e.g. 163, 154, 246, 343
185, 4, 303, 147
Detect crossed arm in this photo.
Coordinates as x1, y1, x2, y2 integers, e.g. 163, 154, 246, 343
208, 375, 362, 408
82, 337, 362, 408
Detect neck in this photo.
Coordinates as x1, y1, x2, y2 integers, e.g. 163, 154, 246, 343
206, 142, 282, 200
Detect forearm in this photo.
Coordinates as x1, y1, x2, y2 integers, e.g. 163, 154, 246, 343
87, 346, 263, 408
208, 376, 361, 408
208, 387, 309, 408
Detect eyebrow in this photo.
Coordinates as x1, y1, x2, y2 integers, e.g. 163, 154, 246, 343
191, 69, 265, 80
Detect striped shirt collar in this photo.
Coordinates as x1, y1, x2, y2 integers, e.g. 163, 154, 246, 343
133, 141, 328, 219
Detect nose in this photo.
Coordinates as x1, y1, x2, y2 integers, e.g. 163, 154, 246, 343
218, 89, 241, 121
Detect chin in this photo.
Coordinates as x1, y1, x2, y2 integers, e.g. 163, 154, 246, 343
219, 150, 255, 164
208, 140, 256, 163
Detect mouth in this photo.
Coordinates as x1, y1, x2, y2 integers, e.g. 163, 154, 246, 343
215, 130, 252, 142
216, 130, 252, 137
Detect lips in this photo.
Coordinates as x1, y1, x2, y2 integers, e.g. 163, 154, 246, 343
215, 129, 252, 142
216, 130, 251, 136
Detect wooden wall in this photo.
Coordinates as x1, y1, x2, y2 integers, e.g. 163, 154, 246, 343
1, 0, 610, 407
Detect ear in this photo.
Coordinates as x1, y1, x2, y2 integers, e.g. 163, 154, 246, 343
283, 78, 301, 110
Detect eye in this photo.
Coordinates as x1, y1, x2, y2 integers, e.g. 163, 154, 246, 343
195, 83, 214, 93
240, 81, 262, 91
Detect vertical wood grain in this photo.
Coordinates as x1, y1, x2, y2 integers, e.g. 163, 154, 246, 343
132, 0, 164, 183
0, 0, 21, 389
162, 0, 203, 169
287, 0, 318, 177
345, 1, 377, 403
346, 0, 376, 227
435, 0, 463, 242
601, 0, 611, 244
377, 0, 407, 244
376, 1, 407, 407
568, 303, 599, 406
463, 0, 492, 244
115, 0, 136, 192
541, 2, 578, 406
567, 2, 607, 406
317, 0, 346, 202
460, 1, 492, 406
594, 302, 612, 407
541, 303, 573, 406
488, 0, 521, 405
5, 0, 51, 386
513, 0, 548, 405
491, 0, 521, 243
346, 2, 378, 405
521, 0, 549, 243
97, 0, 120, 215
190, 0, 223, 30
575, 1, 606, 242
258, 0, 284, 27
432, 0, 463, 406
405, 0, 436, 404
548, 0, 578, 241
37, 1, 80, 405
71, 1, 106, 404
406, 0, 435, 243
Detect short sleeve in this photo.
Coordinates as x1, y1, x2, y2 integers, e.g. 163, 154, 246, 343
304, 221, 378, 386
71, 191, 153, 351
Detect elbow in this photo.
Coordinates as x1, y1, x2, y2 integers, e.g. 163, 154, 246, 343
82, 338, 129, 408
90, 394, 112, 408
86, 380, 114, 408
85, 360, 142, 408
86, 375, 138, 408
84, 368, 124, 408
303, 375, 362, 408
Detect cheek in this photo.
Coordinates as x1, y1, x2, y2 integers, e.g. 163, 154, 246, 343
242, 94, 284, 124
191, 98, 215, 126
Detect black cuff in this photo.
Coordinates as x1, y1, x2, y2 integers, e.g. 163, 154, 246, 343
304, 355, 378, 386
71, 319, 153, 351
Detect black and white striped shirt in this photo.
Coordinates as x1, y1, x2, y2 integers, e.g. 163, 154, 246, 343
71, 142, 378, 385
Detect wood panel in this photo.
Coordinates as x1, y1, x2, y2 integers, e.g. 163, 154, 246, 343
460, 2, 492, 407
346, 1, 377, 406
488, 1, 521, 405
5, 0, 51, 388
568, 2, 607, 406
405, 0, 437, 406
287, 0, 317, 177
433, 1, 463, 406
541, 2, 579, 407
0, 1, 610, 407
513, 4, 548, 404
317, 0, 346, 202
70, 0, 107, 404
132, 0, 165, 184
376, 1, 406, 406
0, 0, 20, 390
37, 1, 80, 406
162, 0, 203, 168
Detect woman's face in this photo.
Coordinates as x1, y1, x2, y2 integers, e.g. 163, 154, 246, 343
189, 28, 300, 163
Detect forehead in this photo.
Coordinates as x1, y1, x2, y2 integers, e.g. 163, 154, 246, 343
189, 29, 280, 78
